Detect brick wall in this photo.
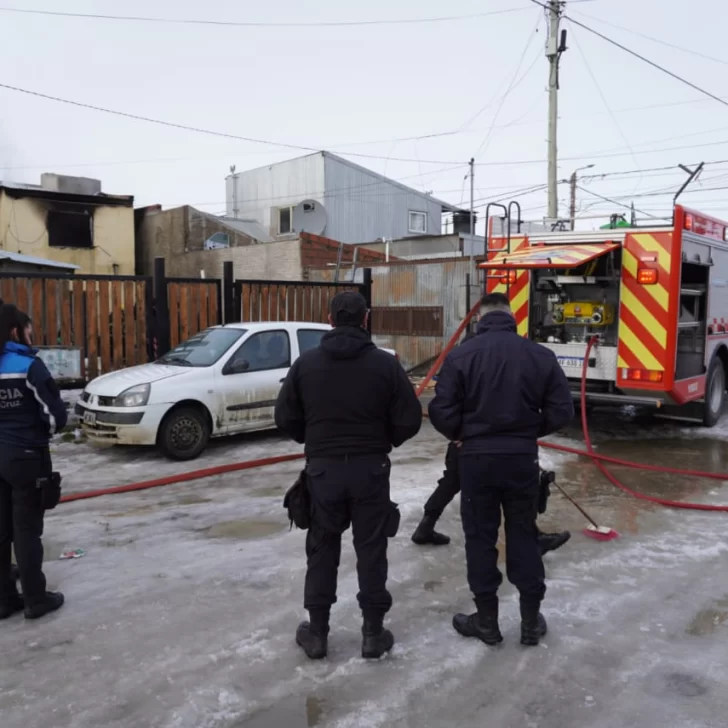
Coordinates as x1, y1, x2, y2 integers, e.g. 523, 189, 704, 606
299, 232, 393, 275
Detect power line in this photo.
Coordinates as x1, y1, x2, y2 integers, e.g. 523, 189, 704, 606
574, 185, 661, 219
563, 14, 728, 111
568, 21, 643, 202
7, 80, 728, 168
474, 14, 542, 158
0, 5, 531, 28
570, 10, 728, 67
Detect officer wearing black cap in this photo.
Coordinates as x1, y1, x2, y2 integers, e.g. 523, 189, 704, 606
429, 293, 573, 647
275, 291, 422, 660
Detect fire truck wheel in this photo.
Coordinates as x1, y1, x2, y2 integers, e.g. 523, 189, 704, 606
702, 356, 727, 428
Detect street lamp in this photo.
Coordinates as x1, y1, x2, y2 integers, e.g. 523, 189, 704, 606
569, 164, 595, 231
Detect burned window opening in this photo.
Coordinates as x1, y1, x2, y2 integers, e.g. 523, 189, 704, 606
47, 205, 94, 249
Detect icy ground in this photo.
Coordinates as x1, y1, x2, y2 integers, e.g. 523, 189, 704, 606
2, 414, 728, 728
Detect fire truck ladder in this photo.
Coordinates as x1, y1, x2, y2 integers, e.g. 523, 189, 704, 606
484, 201, 522, 297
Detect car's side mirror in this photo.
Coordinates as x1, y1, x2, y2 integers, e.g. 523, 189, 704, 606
225, 359, 250, 375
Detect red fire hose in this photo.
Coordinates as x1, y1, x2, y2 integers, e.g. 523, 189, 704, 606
568, 337, 728, 512
60, 306, 728, 507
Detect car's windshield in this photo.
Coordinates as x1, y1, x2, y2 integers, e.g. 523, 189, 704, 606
156, 328, 246, 367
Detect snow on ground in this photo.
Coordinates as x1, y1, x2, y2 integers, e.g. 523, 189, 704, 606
2, 417, 728, 728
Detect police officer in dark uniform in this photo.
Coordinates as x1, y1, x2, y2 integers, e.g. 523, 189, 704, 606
429, 293, 573, 647
411, 440, 571, 553
412, 330, 571, 552
275, 291, 422, 660
0, 304, 67, 620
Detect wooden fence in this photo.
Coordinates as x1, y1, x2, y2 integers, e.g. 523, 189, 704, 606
236, 279, 367, 324
0, 274, 150, 380
168, 279, 220, 349
0, 259, 374, 382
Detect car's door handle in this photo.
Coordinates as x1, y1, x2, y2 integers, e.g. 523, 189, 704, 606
279, 378, 285, 383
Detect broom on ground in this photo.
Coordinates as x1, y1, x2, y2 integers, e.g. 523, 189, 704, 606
552, 481, 620, 542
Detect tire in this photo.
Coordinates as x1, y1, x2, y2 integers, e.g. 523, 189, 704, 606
702, 356, 727, 427
158, 406, 210, 460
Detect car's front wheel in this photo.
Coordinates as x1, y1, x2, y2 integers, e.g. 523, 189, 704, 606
158, 406, 211, 460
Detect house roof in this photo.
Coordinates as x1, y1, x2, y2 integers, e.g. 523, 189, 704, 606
0, 181, 133, 207
230, 151, 466, 214
320, 151, 465, 213
214, 215, 272, 243
0, 251, 79, 270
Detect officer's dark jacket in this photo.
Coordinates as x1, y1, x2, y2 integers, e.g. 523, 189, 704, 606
0, 342, 68, 448
428, 311, 573, 455
275, 326, 422, 458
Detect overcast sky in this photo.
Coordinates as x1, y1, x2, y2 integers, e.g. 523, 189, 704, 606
1, 0, 728, 232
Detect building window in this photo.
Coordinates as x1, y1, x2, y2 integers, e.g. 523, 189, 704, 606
48, 210, 93, 249
204, 232, 230, 250
408, 210, 427, 234
279, 206, 294, 235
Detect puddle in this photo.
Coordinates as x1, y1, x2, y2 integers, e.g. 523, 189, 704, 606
686, 596, 728, 636
103, 504, 158, 518
204, 520, 283, 540
234, 695, 326, 727
424, 579, 442, 592
174, 494, 213, 506
42, 543, 65, 562
250, 486, 286, 498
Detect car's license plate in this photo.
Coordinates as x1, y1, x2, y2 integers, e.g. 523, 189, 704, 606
557, 357, 584, 369
83, 411, 97, 426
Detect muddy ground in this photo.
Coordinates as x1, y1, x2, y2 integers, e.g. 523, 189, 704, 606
1, 410, 728, 728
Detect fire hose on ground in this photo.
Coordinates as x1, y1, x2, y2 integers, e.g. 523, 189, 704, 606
60, 301, 728, 513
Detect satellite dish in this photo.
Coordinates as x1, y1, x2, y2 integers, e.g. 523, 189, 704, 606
293, 199, 327, 236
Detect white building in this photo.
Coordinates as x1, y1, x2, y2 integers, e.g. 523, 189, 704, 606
225, 151, 463, 244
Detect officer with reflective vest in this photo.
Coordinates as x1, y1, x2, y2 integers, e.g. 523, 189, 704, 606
0, 304, 67, 620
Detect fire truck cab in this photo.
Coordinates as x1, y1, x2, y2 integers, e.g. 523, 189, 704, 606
482, 204, 728, 426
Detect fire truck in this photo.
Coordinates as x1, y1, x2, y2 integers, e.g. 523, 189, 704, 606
482, 203, 728, 426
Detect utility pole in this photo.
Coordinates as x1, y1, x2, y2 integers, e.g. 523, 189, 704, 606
569, 163, 594, 230
546, 1, 567, 222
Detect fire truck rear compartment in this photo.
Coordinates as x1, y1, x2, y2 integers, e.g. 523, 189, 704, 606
528, 249, 629, 398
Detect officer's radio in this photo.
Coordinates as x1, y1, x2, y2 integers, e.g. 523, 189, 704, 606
551, 302, 615, 327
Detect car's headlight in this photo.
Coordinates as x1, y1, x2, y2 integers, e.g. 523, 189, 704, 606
114, 383, 150, 407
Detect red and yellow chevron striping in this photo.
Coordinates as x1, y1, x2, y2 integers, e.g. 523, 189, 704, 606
617, 231, 676, 388
486, 237, 530, 337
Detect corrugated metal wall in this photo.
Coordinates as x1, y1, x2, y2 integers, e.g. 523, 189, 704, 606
310, 259, 478, 371
227, 153, 326, 234
323, 155, 444, 244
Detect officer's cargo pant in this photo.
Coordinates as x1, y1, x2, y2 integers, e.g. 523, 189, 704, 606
304, 455, 394, 621
0, 446, 50, 608
459, 453, 546, 607
424, 441, 460, 518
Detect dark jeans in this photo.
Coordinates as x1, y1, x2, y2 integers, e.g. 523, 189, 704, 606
304, 455, 393, 620
0, 446, 51, 607
459, 453, 546, 606
424, 441, 460, 518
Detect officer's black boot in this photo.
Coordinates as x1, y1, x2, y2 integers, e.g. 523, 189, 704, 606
453, 596, 503, 646
520, 601, 547, 647
0, 578, 24, 620
24, 592, 65, 620
411, 513, 450, 546
361, 615, 394, 659
538, 530, 571, 555
296, 609, 329, 660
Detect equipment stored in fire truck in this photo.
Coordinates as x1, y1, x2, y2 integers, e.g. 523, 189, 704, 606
482, 204, 728, 426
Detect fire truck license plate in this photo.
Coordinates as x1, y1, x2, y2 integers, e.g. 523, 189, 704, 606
557, 356, 584, 369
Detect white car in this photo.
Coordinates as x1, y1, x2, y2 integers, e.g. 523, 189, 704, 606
75, 322, 399, 460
